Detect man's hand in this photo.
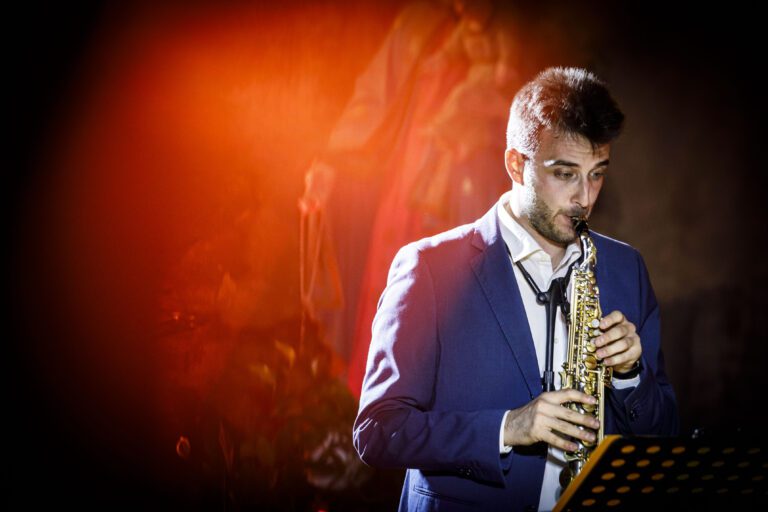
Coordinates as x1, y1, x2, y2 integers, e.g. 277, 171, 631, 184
503, 390, 600, 451
594, 310, 642, 374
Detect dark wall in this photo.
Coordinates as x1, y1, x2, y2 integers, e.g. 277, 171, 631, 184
558, 1, 765, 434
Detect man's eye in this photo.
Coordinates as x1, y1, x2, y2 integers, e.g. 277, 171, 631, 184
554, 170, 574, 179
590, 171, 606, 180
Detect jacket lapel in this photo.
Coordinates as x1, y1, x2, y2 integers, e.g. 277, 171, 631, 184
470, 205, 543, 398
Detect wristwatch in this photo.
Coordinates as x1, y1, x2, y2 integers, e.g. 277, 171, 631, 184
613, 360, 641, 379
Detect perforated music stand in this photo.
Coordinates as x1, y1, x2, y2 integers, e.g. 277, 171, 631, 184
553, 435, 767, 511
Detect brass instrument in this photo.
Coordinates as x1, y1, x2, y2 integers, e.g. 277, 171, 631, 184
559, 218, 612, 488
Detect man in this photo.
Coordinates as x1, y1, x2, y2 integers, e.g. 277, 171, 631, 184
353, 67, 679, 511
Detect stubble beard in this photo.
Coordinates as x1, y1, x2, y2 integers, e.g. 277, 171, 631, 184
524, 193, 581, 246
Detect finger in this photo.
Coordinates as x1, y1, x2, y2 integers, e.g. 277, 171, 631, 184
595, 321, 635, 348
533, 402, 599, 437
543, 389, 598, 406
605, 338, 642, 368
541, 429, 580, 452
549, 418, 597, 444
594, 324, 628, 347
537, 400, 600, 429
602, 332, 640, 361
596, 338, 629, 359
554, 406, 601, 430
605, 353, 633, 368
599, 310, 625, 330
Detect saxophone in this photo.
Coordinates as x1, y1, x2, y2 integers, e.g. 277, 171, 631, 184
559, 217, 612, 488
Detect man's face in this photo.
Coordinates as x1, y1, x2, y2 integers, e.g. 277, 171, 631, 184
509, 128, 611, 246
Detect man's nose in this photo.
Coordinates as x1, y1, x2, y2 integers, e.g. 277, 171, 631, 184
573, 176, 593, 209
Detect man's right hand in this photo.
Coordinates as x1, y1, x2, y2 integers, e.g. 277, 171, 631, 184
503, 389, 600, 451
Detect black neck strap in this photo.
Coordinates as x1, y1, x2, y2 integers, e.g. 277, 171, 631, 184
505, 244, 574, 392
508, 248, 574, 317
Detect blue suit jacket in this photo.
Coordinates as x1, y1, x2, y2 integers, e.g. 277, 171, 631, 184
353, 204, 679, 511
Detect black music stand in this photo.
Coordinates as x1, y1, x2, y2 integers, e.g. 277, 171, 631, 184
553, 435, 767, 511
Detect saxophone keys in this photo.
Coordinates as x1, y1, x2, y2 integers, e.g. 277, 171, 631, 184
590, 319, 600, 328
583, 355, 598, 370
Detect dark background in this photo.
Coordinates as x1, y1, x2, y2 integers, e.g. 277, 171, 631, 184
9, 0, 765, 508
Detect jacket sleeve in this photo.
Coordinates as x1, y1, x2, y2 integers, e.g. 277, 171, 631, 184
352, 243, 510, 484
607, 250, 680, 436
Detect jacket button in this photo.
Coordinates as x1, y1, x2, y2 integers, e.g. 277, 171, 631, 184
629, 408, 638, 421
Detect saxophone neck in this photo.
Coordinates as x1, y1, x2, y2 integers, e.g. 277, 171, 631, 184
571, 217, 597, 270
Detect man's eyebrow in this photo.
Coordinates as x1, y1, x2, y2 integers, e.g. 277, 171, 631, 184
543, 159, 610, 169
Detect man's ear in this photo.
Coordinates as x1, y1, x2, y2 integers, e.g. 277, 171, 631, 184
504, 149, 525, 185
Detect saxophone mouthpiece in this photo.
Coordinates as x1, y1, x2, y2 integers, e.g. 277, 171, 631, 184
571, 216, 589, 235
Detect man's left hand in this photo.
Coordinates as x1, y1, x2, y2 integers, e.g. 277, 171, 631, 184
594, 310, 641, 373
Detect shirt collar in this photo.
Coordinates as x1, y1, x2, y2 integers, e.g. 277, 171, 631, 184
496, 190, 581, 273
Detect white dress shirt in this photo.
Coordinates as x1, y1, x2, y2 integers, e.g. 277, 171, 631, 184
494, 191, 639, 512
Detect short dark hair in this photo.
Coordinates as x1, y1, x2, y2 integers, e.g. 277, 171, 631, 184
506, 67, 624, 154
